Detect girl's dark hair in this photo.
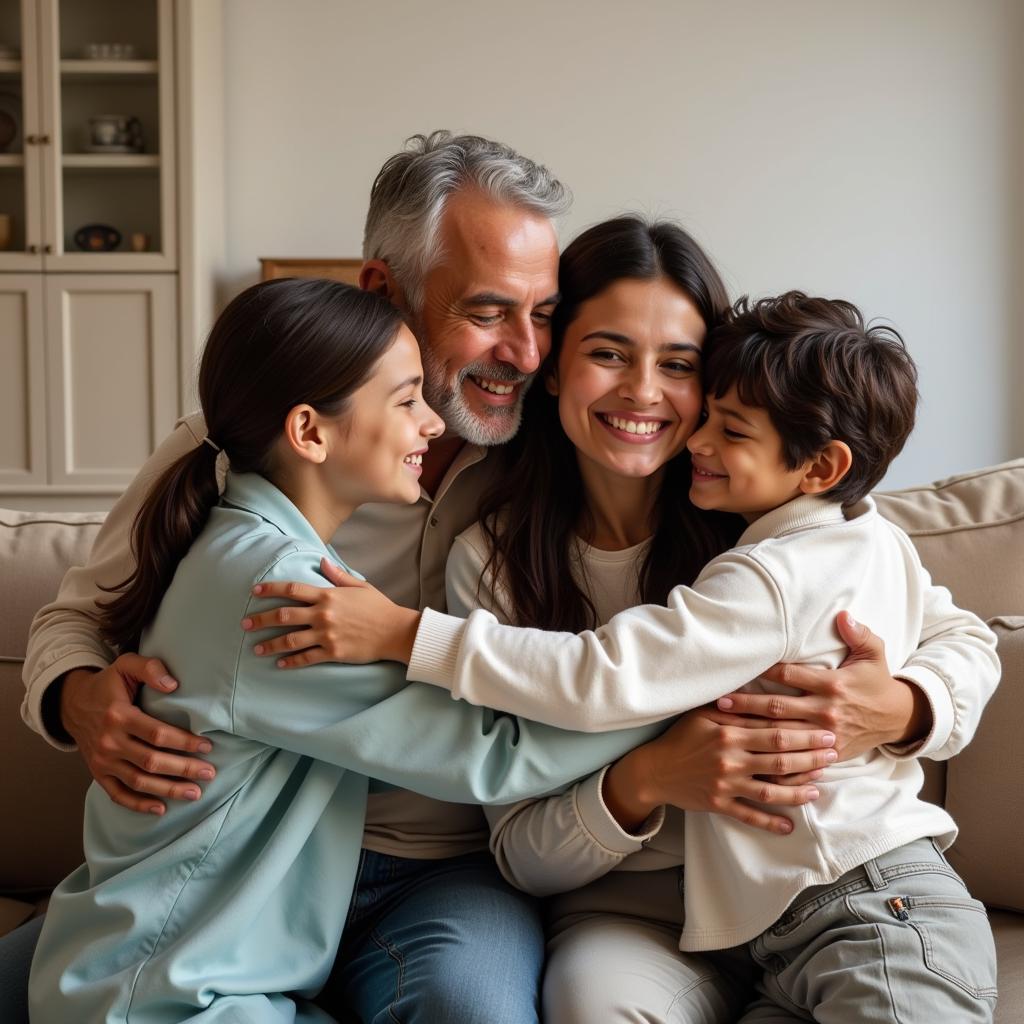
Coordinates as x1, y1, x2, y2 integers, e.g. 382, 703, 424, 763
704, 290, 919, 508
479, 216, 745, 631
100, 277, 403, 652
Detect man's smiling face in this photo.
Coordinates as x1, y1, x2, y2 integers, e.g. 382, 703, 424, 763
411, 189, 560, 446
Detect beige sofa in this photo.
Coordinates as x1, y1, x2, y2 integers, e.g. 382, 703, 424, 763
2, 460, 1023, 1021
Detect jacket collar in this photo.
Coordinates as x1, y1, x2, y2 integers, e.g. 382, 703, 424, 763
737, 493, 875, 547
221, 471, 333, 555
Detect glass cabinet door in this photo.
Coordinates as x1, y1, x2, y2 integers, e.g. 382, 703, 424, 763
0, 0, 45, 269
44, 0, 175, 269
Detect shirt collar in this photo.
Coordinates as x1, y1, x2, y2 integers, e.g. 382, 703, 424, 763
420, 442, 489, 504
737, 493, 874, 547
221, 471, 333, 555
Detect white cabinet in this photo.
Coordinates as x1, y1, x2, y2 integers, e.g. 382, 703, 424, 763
0, 0, 223, 509
44, 274, 177, 489
0, 275, 46, 487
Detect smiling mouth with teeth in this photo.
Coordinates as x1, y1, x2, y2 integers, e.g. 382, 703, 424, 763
598, 414, 668, 437
403, 453, 423, 467
470, 375, 518, 396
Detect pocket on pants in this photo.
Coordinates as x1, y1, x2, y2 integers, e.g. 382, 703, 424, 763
902, 894, 998, 1000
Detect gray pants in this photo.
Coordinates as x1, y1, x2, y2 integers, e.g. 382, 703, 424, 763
716, 837, 998, 1022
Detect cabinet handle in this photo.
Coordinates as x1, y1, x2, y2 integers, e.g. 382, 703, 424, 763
39, 134, 51, 145
27, 244, 39, 254
42, 244, 53, 254
26, 134, 39, 145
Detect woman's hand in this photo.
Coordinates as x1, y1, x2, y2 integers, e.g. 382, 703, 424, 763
243, 559, 422, 666
601, 707, 837, 835
713, 612, 931, 761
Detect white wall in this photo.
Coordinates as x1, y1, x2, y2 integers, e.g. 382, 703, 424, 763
222, 0, 1023, 488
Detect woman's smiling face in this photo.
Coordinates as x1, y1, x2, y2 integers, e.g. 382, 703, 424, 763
550, 275, 707, 483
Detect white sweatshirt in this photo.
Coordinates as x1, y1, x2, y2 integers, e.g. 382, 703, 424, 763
411, 494, 1000, 949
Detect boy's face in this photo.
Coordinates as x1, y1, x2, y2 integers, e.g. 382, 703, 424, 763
686, 387, 812, 522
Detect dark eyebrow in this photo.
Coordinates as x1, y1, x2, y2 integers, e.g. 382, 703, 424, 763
389, 374, 422, 396
715, 402, 757, 427
580, 331, 701, 356
464, 292, 561, 309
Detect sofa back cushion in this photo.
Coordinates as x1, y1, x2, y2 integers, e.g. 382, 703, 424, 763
0, 509, 105, 661
876, 459, 1024, 913
875, 459, 1024, 620
943, 617, 1024, 911
0, 509, 103, 895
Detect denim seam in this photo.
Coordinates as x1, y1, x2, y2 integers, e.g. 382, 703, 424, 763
874, 919, 906, 1024
369, 929, 406, 1024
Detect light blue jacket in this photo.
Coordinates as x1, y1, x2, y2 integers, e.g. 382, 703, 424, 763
29, 473, 657, 1023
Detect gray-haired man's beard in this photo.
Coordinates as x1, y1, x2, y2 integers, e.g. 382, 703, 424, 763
420, 348, 532, 447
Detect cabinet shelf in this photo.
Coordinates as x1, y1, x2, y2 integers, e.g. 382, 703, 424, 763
0, 153, 25, 169
62, 153, 160, 171
0, 58, 22, 75
60, 59, 159, 81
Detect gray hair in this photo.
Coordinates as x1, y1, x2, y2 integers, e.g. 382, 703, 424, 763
362, 131, 571, 312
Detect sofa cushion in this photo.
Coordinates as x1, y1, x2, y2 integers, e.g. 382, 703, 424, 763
945, 617, 1024, 913
875, 459, 1024, 621
0, 659, 91, 896
0, 509, 105, 661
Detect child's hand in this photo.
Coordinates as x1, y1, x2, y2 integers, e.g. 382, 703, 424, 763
242, 558, 421, 667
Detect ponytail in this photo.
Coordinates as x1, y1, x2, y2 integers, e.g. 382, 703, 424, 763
100, 442, 220, 652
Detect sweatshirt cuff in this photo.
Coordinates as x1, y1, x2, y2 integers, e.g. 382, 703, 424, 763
574, 766, 666, 855
406, 608, 465, 690
21, 651, 110, 751
883, 666, 954, 760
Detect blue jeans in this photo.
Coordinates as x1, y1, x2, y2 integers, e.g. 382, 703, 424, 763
327, 849, 543, 1024
1, 851, 541, 1024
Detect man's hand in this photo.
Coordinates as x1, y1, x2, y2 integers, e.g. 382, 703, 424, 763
244, 558, 421, 666
60, 655, 216, 815
714, 612, 931, 761
601, 707, 837, 835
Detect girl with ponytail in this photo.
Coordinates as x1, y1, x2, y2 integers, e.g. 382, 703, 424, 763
30, 277, 666, 1023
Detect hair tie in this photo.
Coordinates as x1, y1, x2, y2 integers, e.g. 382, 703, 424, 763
202, 436, 222, 453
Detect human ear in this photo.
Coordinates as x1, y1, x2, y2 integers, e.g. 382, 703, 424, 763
799, 440, 853, 495
359, 260, 403, 305
283, 405, 329, 465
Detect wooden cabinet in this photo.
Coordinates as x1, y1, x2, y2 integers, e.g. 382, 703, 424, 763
0, 0, 223, 509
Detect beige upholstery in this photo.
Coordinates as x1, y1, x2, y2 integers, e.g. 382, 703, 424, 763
1, 459, 1022, 1021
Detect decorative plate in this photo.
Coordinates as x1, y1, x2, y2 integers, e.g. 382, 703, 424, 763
73, 223, 122, 252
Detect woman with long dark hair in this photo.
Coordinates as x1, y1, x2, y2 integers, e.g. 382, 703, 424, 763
27, 277, 676, 1023
446, 217, 760, 1020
